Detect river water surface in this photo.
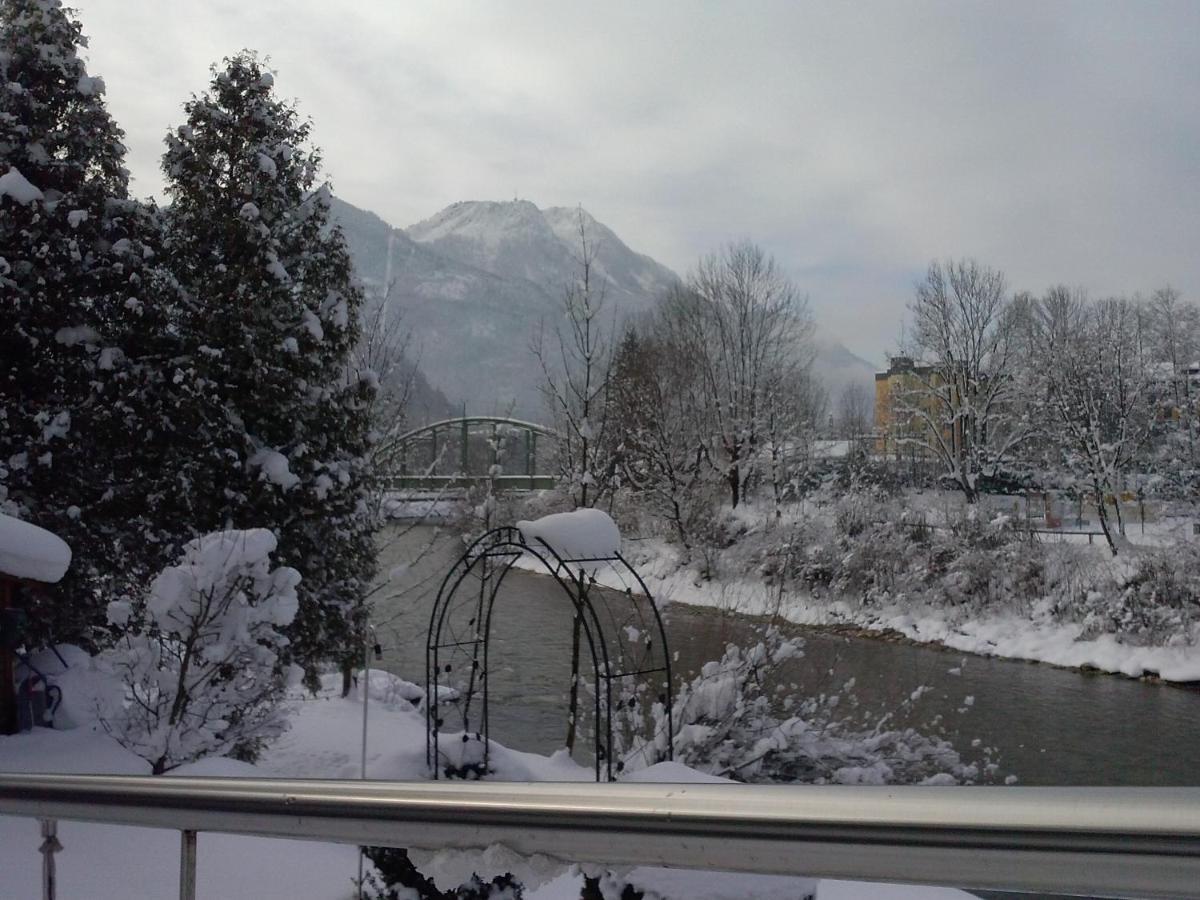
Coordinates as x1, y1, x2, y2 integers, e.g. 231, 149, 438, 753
372, 526, 1199, 785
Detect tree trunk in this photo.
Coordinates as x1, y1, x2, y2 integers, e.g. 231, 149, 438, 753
1094, 485, 1119, 557
728, 458, 741, 508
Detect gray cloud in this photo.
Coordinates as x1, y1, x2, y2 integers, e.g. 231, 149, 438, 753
75, 0, 1200, 365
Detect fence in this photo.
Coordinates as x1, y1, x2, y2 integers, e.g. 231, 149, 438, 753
3, 774, 1200, 899
881, 517, 1109, 545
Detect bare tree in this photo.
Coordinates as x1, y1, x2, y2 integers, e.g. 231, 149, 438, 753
835, 382, 873, 451
1147, 286, 1199, 471
1030, 288, 1155, 555
661, 241, 814, 507
762, 364, 825, 520
531, 207, 620, 754
532, 207, 617, 509
609, 323, 717, 548
894, 259, 1026, 503
355, 286, 416, 472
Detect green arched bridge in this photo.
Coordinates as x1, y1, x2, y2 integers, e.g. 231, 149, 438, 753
387, 416, 561, 491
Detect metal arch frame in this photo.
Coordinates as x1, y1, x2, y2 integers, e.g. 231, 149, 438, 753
425, 526, 673, 782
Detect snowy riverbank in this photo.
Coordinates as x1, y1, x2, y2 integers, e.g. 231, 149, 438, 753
518, 526, 1200, 684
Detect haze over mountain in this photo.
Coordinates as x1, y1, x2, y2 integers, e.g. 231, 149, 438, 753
814, 338, 878, 415
331, 196, 879, 422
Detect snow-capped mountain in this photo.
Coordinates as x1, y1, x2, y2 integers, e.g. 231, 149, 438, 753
407, 200, 679, 317
332, 197, 678, 418
332, 196, 880, 422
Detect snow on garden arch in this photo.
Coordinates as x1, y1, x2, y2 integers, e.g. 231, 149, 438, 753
425, 510, 673, 782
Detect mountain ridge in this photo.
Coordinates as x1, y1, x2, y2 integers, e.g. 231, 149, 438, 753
330, 196, 879, 421
406, 199, 680, 316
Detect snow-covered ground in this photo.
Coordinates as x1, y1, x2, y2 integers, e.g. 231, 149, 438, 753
0, 649, 974, 900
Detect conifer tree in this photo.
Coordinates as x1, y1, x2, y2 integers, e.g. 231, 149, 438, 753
160, 53, 376, 683
0, 0, 180, 644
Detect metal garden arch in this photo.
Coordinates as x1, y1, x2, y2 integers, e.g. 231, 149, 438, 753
425, 524, 673, 782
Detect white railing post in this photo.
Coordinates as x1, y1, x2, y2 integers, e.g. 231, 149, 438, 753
179, 829, 197, 900
39, 818, 60, 900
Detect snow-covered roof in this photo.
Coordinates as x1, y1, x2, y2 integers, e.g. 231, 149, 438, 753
516, 509, 621, 560
0, 513, 72, 583
812, 439, 852, 459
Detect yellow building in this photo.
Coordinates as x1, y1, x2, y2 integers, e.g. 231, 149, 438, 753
873, 357, 963, 460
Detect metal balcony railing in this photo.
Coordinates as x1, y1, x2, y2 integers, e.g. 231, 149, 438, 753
3, 774, 1200, 899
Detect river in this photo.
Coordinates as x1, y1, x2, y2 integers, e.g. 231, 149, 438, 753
372, 525, 1199, 786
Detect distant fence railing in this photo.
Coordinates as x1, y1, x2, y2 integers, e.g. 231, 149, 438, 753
3, 775, 1200, 899
877, 518, 1110, 545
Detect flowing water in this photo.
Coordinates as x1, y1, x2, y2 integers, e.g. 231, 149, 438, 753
372, 525, 1200, 785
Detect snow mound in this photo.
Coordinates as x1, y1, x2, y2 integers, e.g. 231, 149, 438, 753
147, 528, 300, 631
517, 509, 620, 561
0, 513, 71, 583
249, 448, 300, 490
54, 325, 100, 346
75, 74, 105, 96
0, 166, 43, 205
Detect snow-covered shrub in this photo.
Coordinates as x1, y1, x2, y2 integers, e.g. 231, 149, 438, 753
660, 628, 985, 785
1080, 543, 1200, 644
829, 521, 917, 604
784, 493, 1054, 613
363, 846, 524, 899
98, 529, 300, 773
687, 502, 753, 579
831, 488, 881, 538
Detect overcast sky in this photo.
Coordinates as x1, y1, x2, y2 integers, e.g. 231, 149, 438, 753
74, 0, 1199, 365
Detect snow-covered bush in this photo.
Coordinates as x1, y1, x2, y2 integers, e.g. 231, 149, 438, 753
1080, 543, 1200, 644
652, 628, 986, 785
363, 847, 524, 900
98, 529, 300, 773
777, 491, 1054, 613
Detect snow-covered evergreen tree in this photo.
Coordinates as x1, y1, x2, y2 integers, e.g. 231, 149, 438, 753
160, 53, 376, 684
0, 0, 183, 644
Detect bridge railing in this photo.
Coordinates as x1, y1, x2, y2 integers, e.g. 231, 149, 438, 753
384, 416, 559, 490
384, 473, 557, 492
3, 774, 1200, 899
